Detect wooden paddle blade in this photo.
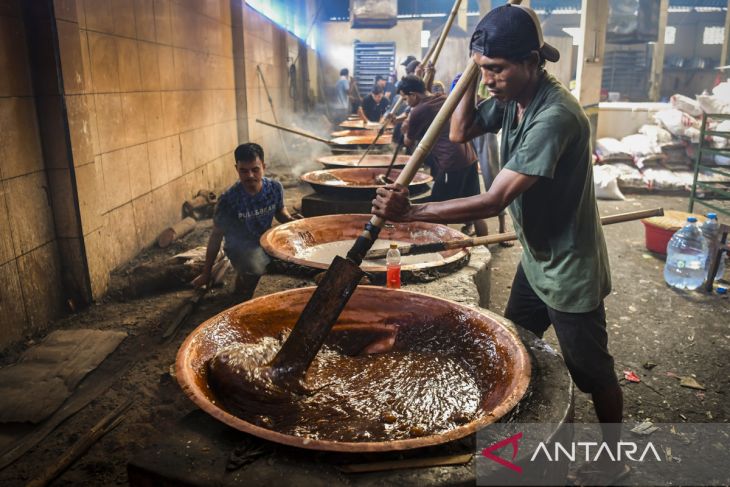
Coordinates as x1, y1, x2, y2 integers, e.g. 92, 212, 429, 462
269, 256, 365, 379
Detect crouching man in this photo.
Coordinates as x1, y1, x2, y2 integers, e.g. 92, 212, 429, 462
193, 143, 296, 300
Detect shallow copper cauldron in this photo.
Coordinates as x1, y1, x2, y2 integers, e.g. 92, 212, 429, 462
300, 168, 432, 198
339, 119, 382, 130
176, 286, 531, 452
330, 129, 378, 138
316, 154, 410, 169
260, 214, 469, 275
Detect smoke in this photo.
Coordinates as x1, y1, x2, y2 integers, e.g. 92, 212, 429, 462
265, 109, 334, 179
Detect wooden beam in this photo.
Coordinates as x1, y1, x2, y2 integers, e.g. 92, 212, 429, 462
649, 0, 669, 101
721, 0, 730, 68
458, 0, 468, 31
575, 0, 608, 105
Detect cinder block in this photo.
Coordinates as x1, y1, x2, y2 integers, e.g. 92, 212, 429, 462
147, 137, 169, 189
53, 0, 78, 22
131, 191, 158, 248
117, 38, 142, 92
78, 31, 93, 94
82, 227, 110, 299
103, 202, 137, 269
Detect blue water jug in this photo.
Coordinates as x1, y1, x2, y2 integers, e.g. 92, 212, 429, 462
664, 217, 708, 290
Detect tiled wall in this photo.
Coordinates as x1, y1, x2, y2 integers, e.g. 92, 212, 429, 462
0, 0, 313, 351
55, 0, 241, 298
0, 1, 65, 347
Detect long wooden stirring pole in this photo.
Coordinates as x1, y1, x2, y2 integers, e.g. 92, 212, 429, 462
365, 208, 665, 260
256, 65, 292, 166
356, 0, 465, 166
268, 60, 482, 380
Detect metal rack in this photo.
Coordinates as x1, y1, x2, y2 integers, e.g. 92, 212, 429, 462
688, 112, 730, 218
353, 41, 395, 95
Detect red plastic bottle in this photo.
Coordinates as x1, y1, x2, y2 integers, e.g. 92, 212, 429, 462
386, 243, 401, 289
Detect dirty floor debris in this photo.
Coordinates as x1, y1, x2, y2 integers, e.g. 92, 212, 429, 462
0, 189, 728, 486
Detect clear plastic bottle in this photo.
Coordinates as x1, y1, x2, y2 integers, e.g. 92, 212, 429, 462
664, 217, 708, 290
700, 213, 725, 281
386, 243, 401, 289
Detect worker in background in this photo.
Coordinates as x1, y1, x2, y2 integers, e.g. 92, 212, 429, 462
193, 143, 297, 301
397, 74, 488, 238
358, 85, 389, 123
400, 55, 417, 76
372, 6, 625, 485
335, 68, 351, 121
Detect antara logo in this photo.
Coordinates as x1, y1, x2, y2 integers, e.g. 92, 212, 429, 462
481, 432, 523, 474
481, 432, 662, 474
530, 441, 662, 462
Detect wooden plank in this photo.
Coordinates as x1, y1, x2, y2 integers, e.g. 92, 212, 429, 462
649, 0, 669, 101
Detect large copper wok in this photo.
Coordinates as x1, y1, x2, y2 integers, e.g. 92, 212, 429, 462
260, 214, 469, 275
339, 119, 383, 130
176, 286, 531, 452
301, 168, 432, 198
316, 153, 410, 169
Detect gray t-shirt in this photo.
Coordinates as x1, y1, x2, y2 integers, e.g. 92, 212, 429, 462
477, 73, 611, 313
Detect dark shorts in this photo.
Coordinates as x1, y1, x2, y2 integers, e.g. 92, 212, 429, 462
504, 263, 619, 393
427, 162, 480, 202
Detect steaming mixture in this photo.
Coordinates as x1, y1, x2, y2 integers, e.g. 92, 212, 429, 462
296, 239, 445, 266
207, 316, 505, 442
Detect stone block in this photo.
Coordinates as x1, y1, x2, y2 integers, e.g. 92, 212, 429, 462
100, 147, 131, 210
17, 242, 64, 331
0, 97, 44, 179
74, 160, 105, 234
133, 0, 156, 42
0, 261, 26, 349
94, 92, 124, 152
0, 16, 32, 97
127, 143, 151, 199
142, 92, 164, 140
89, 32, 120, 93
82, 0, 113, 34
137, 41, 160, 91
47, 167, 81, 238
117, 38, 142, 92
5, 172, 56, 255
160, 90, 179, 136
64, 94, 96, 166
154, 0, 172, 45
56, 19, 84, 95
121, 92, 148, 146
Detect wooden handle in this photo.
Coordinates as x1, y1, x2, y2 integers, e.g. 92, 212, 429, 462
255, 118, 332, 145
423, 0, 464, 86
365, 208, 665, 259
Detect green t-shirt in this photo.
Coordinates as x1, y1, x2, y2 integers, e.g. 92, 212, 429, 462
477, 73, 611, 313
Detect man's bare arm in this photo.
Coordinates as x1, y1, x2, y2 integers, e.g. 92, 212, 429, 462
192, 226, 224, 287
372, 169, 539, 223
450, 68, 487, 143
